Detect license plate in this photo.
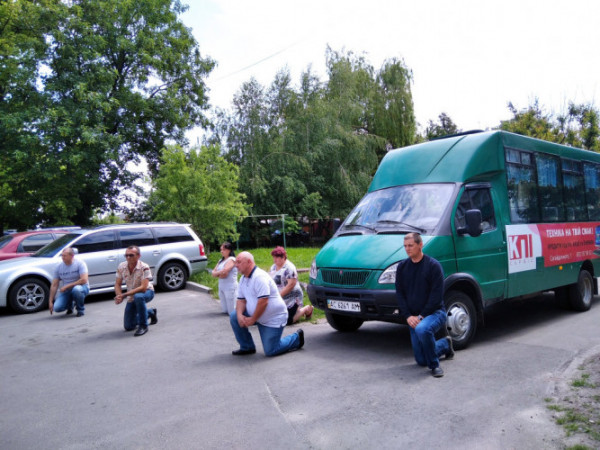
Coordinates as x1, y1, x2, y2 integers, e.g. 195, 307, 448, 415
327, 299, 361, 312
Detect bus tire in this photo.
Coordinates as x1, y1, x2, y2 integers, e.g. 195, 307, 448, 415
325, 311, 364, 332
569, 270, 593, 312
444, 290, 477, 350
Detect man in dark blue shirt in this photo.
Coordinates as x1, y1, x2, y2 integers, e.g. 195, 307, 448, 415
395, 233, 454, 377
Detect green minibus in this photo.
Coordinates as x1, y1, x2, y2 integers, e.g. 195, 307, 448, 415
307, 130, 600, 349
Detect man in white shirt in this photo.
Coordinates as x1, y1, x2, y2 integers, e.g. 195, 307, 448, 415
230, 251, 304, 356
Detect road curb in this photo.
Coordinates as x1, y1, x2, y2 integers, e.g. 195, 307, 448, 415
186, 280, 212, 294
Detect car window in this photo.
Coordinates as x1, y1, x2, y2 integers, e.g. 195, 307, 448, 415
19, 233, 56, 252
0, 235, 12, 250
454, 187, 497, 232
153, 226, 194, 243
118, 228, 156, 248
35, 233, 81, 257
73, 230, 116, 253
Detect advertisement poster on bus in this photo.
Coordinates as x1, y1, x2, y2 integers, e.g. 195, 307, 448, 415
506, 223, 600, 274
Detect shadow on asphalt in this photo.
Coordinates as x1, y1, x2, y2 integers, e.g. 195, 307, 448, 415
311, 293, 599, 353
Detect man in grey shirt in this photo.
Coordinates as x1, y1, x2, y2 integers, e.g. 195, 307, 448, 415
49, 247, 90, 317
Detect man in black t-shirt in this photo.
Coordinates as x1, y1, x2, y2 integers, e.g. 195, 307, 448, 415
395, 233, 454, 377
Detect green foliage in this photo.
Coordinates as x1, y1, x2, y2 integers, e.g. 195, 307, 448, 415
0, 0, 62, 231
216, 48, 416, 221
500, 100, 600, 151
271, 216, 301, 234
0, 0, 214, 229
150, 144, 248, 250
571, 373, 595, 388
91, 212, 126, 226
424, 113, 461, 140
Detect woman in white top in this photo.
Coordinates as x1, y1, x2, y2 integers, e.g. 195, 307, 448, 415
269, 246, 313, 325
211, 242, 238, 314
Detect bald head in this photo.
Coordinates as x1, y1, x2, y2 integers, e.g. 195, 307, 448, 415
235, 251, 256, 276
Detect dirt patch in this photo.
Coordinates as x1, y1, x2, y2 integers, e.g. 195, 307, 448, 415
547, 350, 600, 448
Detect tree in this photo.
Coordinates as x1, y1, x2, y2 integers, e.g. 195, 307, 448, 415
500, 100, 557, 142
150, 145, 248, 250
424, 113, 461, 140
500, 100, 600, 151
217, 48, 417, 221
1, 0, 215, 229
0, 0, 63, 232
371, 57, 416, 153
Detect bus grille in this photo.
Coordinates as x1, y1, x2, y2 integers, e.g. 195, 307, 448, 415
321, 269, 370, 287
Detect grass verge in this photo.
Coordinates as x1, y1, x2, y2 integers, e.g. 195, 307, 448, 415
545, 357, 600, 449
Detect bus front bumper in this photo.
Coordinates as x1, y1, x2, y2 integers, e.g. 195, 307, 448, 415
307, 283, 405, 324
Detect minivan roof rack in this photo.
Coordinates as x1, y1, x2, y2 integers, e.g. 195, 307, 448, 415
429, 129, 484, 141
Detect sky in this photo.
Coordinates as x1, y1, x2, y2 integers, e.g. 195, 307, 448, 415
181, 0, 600, 143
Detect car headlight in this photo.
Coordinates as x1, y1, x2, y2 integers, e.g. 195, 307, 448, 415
378, 262, 398, 284
309, 259, 318, 279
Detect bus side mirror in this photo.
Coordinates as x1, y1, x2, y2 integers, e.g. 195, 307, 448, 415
458, 209, 483, 237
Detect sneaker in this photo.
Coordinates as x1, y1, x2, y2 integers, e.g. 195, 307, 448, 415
76, 311, 84, 317
66, 309, 73, 315
297, 329, 304, 349
445, 336, 455, 360
432, 367, 444, 378
232, 348, 256, 355
134, 326, 148, 336
149, 308, 158, 325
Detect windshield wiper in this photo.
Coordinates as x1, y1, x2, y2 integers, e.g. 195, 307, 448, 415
376, 220, 426, 233
339, 223, 377, 234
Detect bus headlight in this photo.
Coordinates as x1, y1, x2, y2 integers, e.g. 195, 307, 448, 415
378, 262, 398, 284
309, 259, 318, 279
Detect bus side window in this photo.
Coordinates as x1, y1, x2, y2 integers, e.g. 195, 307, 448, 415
455, 188, 496, 232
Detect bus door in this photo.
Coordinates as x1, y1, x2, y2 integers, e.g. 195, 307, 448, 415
452, 183, 507, 301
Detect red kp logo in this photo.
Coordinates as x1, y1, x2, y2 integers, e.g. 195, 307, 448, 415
508, 234, 533, 260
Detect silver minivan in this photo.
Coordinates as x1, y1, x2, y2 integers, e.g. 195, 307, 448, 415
0, 223, 208, 313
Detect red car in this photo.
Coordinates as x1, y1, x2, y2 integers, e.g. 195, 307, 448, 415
0, 230, 70, 261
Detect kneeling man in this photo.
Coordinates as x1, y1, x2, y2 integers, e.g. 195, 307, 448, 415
230, 251, 304, 356
114, 245, 157, 337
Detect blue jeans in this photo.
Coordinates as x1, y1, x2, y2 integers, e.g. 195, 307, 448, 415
123, 290, 155, 330
409, 309, 450, 369
229, 311, 301, 356
53, 285, 89, 314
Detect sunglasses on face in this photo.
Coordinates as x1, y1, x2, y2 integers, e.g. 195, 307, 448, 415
125, 253, 137, 258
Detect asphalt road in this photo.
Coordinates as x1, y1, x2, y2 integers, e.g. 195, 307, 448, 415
1, 286, 599, 449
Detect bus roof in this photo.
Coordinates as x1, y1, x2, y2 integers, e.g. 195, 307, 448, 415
369, 130, 600, 191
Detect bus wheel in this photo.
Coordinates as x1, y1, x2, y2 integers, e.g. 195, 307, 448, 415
444, 291, 477, 350
325, 311, 364, 332
569, 270, 594, 312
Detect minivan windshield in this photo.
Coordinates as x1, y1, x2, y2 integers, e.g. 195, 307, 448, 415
33, 233, 81, 257
337, 184, 455, 235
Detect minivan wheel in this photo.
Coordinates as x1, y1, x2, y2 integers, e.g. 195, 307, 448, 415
569, 270, 593, 312
9, 278, 49, 313
444, 290, 477, 350
158, 262, 187, 291
325, 311, 364, 332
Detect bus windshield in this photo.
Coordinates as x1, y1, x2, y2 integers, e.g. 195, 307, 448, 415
337, 184, 456, 235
